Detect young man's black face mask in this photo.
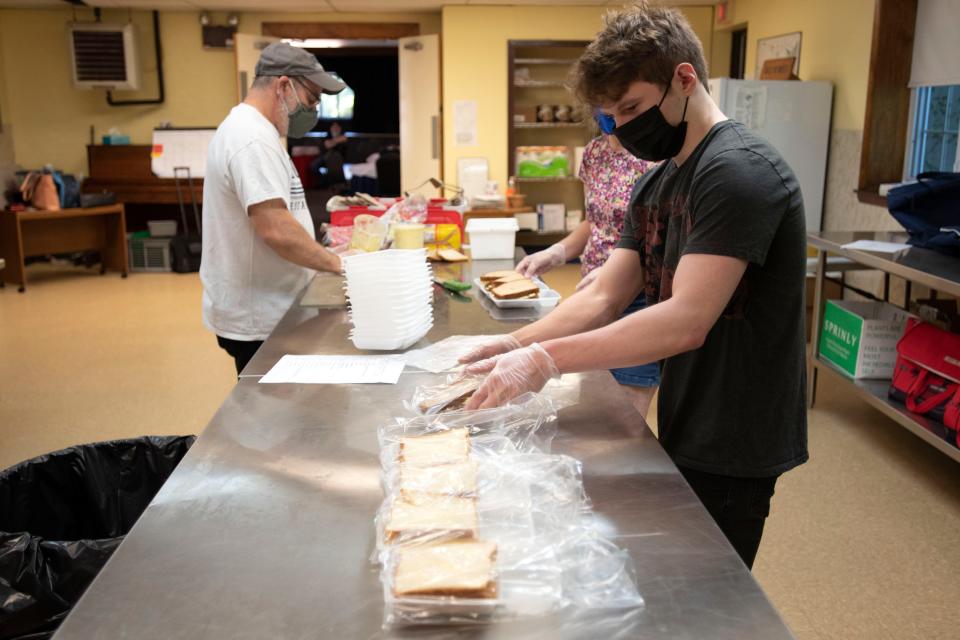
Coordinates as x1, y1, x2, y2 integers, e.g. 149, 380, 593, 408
613, 85, 689, 162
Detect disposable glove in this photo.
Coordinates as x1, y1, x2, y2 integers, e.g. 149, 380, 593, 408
463, 343, 560, 410
515, 244, 566, 278
575, 267, 601, 292
457, 334, 522, 366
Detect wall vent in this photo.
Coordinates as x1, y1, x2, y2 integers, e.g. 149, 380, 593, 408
68, 22, 140, 90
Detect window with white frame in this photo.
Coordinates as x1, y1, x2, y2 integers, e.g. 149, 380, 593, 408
906, 84, 960, 177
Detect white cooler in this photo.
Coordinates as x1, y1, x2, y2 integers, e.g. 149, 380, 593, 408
466, 217, 519, 260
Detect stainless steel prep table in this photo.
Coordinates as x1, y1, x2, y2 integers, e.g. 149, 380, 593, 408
54, 257, 795, 640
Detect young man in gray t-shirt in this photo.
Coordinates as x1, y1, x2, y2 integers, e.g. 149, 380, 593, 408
459, 2, 808, 568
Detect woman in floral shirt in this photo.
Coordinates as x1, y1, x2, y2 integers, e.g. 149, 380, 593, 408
515, 132, 659, 417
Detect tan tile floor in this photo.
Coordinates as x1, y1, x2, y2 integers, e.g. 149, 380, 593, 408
2, 262, 959, 639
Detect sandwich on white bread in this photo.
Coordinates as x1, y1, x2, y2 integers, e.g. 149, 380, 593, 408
400, 461, 478, 502
399, 428, 471, 466
416, 377, 483, 414
384, 495, 478, 543
393, 540, 498, 598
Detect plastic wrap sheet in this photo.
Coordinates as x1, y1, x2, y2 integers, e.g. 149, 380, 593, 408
374, 395, 643, 628
407, 375, 485, 415
384, 393, 559, 464
402, 335, 502, 374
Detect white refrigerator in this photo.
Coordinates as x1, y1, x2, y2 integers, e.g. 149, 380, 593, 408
708, 78, 833, 232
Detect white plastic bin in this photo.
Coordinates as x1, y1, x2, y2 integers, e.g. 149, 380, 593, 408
465, 217, 519, 260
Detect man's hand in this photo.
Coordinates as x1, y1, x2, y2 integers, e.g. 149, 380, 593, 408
515, 244, 566, 278
463, 343, 560, 410
457, 334, 522, 366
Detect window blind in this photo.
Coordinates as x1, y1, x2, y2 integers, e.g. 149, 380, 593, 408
908, 0, 960, 87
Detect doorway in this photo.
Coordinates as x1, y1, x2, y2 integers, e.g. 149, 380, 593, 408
235, 24, 442, 227
730, 27, 747, 79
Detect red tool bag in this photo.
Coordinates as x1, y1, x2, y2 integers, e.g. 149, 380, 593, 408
888, 318, 960, 446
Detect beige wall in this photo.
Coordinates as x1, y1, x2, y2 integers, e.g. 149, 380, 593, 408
0, 8, 438, 177
0, 9, 235, 176
713, 0, 874, 130
440, 4, 715, 190
710, 0, 900, 237
0, 20, 14, 206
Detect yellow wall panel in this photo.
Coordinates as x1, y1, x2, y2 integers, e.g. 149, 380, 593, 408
440, 4, 715, 191
713, 0, 875, 131
0, 8, 438, 176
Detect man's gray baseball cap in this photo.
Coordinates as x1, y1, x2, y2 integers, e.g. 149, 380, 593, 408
255, 42, 346, 94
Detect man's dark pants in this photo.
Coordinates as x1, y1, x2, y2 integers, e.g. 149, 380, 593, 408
678, 466, 779, 569
216, 336, 264, 375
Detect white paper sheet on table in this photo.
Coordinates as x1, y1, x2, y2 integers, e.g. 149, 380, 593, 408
841, 239, 912, 255
259, 355, 405, 384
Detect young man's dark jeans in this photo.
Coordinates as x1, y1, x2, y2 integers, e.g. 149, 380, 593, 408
678, 466, 779, 569
216, 336, 264, 375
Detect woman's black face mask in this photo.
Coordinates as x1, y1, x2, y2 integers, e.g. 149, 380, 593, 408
613, 86, 689, 162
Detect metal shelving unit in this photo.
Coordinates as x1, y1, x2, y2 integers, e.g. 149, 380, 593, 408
514, 57, 579, 65
513, 122, 586, 129
807, 231, 960, 462
513, 80, 567, 88
508, 40, 590, 226
515, 176, 581, 183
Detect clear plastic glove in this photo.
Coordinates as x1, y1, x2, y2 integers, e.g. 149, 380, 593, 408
457, 334, 522, 366
575, 267, 601, 292
463, 343, 560, 410
515, 244, 566, 278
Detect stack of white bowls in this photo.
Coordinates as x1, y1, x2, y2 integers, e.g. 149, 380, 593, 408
342, 249, 434, 351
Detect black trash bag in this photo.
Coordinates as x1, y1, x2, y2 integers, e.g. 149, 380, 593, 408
0, 435, 195, 640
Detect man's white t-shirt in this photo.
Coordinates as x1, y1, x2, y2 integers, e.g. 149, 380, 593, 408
200, 103, 315, 341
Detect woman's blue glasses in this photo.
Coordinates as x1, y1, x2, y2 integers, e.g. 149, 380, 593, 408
594, 112, 617, 134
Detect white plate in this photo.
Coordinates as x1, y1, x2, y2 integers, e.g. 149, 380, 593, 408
473, 277, 561, 309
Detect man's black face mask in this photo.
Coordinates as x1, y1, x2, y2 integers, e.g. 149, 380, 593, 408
613, 85, 689, 162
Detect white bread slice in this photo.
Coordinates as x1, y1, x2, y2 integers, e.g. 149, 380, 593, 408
438, 248, 469, 262
385, 495, 478, 543
393, 540, 497, 598
399, 428, 470, 466
491, 278, 539, 300
400, 461, 478, 502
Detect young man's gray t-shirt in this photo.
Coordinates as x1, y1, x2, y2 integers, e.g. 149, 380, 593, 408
617, 120, 808, 477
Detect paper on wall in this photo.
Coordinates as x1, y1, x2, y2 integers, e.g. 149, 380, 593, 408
734, 86, 767, 130
259, 355, 405, 384
454, 100, 478, 147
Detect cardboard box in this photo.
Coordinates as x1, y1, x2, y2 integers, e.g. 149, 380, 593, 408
513, 105, 537, 123
514, 212, 537, 231
818, 300, 914, 379
537, 203, 565, 232
566, 209, 583, 232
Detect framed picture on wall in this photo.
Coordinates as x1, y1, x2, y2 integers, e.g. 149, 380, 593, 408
755, 31, 801, 79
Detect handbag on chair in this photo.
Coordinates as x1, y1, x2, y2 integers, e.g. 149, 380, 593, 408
19, 172, 61, 211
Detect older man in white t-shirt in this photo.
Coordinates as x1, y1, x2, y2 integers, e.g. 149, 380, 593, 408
201, 43, 345, 374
